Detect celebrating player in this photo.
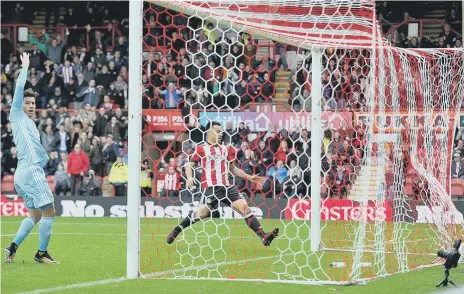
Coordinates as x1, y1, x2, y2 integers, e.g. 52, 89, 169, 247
4, 52, 59, 264
167, 121, 279, 246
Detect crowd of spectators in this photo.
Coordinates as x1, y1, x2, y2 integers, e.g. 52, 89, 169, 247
377, 1, 462, 48
1, 2, 463, 198
1, 1, 131, 196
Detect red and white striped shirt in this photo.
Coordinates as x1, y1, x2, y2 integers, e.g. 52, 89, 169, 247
164, 172, 181, 191
191, 144, 236, 189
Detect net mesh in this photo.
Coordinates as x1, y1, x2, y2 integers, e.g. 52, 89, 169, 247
139, 0, 464, 284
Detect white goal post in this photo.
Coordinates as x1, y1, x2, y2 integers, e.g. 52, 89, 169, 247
127, 0, 143, 279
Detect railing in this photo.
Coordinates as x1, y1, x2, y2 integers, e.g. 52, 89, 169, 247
380, 18, 462, 42
1, 24, 123, 53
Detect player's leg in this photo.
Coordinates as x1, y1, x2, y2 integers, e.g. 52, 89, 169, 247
228, 187, 279, 246
35, 204, 59, 264
4, 170, 41, 263
30, 165, 59, 264
166, 187, 216, 244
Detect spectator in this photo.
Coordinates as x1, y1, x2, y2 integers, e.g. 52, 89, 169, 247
29, 44, 46, 70
1, 122, 14, 152
55, 123, 72, 154
67, 143, 90, 195
264, 160, 288, 196
254, 140, 273, 176
451, 153, 464, 180
96, 66, 112, 90
113, 37, 128, 58
111, 51, 127, 71
237, 149, 256, 196
11, 3, 25, 23
1, 147, 18, 177
44, 151, 60, 176
330, 165, 350, 198
157, 82, 183, 109
80, 169, 102, 196
80, 132, 92, 155
232, 122, 250, 147
1, 33, 13, 65
454, 140, 464, 157
102, 135, 120, 174
112, 108, 128, 139
90, 30, 107, 54
284, 159, 304, 198
46, 32, 68, 64
41, 124, 57, 153
140, 161, 153, 196
275, 140, 292, 164
109, 157, 128, 196
82, 62, 96, 83
438, 24, 457, 48
162, 166, 181, 197
338, 139, 355, 167
93, 108, 108, 137
71, 121, 83, 148
89, 136, 104, 176
105, 116, 121, 141
92, 47, 108, 70
77, 79, 100, 107
237, 141, 249, 162
54, 163, 70, 196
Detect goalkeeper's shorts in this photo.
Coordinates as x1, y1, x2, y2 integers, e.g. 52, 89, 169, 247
14, 164, 54, 210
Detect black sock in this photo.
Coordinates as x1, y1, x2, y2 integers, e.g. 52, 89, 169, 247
176, 211, 201, 232
10, 242, 18, 251
244, 214, 265, 238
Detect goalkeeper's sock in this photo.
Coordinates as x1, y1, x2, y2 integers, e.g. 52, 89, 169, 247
12, 217, 36, 247
244, 213, 266, 238
38, 217, 54, 252
176, 211, 201, 232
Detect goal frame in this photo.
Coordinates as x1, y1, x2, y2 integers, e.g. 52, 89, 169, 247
126, 0, 464, 281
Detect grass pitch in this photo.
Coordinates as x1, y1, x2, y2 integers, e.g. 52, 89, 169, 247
1, 216, 463, 294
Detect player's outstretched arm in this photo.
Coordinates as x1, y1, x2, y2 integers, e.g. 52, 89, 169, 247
229, 162, 266, 186
12, 52, 30, 111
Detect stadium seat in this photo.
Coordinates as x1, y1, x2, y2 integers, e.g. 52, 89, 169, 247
1, 181, 15, 193
3, 175, 14, 182
451, 184, 464, 196
451, 179, 464, 196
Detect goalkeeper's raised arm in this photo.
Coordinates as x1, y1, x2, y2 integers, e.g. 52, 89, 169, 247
11, 53, 30, 116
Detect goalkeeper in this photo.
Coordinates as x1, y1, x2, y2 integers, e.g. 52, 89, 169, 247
167, 121, 279, 246
4, 53, 58, 264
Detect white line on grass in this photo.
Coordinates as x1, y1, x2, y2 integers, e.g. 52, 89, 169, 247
16, 253, 286, 294
0, 232, 430, 245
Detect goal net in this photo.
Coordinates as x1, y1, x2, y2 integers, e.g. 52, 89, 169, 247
133, 0, 464, 284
